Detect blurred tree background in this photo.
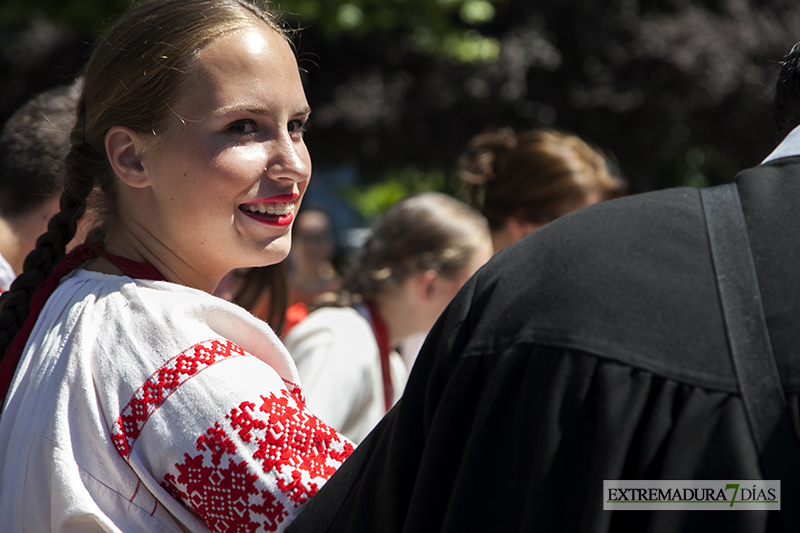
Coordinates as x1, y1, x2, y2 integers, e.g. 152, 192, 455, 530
2, 0, 800, 220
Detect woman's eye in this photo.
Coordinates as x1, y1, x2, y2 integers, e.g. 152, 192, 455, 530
288, 119, 308, 137
227, 120, 257, 134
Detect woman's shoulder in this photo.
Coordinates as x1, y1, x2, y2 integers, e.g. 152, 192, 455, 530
25, 268, 299, 405
49, 270, 229, 338
285, 306, 373, 342
283, 306, 377, 370
46, 269, 296, 378
60, 268, 252, 319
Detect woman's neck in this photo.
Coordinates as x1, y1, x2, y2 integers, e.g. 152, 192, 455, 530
371, 289, 420, 346
98, 225, 220, 293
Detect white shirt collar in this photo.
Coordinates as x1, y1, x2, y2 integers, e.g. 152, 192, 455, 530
762, 123, 800, 164
0, 253, 15, 291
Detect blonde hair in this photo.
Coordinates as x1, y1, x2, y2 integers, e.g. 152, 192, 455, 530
0, 0, 289, 355
318, 192, 489, 308
458, 128, 626, 231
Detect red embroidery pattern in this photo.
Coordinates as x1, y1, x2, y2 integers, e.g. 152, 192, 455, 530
162, 388, 353, 532
111, 339, 248, 458
281, 379, 306, 407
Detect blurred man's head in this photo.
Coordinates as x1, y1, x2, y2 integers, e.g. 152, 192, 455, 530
0, 81, 80, 276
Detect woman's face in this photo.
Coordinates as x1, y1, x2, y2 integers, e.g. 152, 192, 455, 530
135, 25, 311, 289
291, 210, 335, 267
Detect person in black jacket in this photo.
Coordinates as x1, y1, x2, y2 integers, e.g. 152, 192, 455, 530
288, 39, 800, 533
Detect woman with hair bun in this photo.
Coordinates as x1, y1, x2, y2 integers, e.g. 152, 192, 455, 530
283, 192, 492, 444
0, 1, 352, 531
459, 127, 627, 253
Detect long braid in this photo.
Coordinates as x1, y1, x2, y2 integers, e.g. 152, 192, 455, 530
0, 0, 292, 361
0, 128, 97, 357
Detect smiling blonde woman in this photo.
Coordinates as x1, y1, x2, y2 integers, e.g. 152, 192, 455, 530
0, 1, 352, 531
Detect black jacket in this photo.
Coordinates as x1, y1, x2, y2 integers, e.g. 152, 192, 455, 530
289, 158, 800, 532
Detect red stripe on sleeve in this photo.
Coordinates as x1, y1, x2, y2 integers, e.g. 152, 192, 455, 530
111, 339, 249, 458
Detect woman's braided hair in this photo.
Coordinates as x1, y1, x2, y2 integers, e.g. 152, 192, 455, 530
0, 0, 287, 359
314, 192, 489, 309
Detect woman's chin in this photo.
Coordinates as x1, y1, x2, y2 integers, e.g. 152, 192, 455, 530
258, 237, 291, 267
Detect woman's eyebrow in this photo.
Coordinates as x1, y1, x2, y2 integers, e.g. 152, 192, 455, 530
212, 104, 311, 116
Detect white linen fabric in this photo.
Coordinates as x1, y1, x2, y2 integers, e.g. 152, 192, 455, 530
0, 269, 353, 532
283, 306, 408, 444
0, 253, 15, 292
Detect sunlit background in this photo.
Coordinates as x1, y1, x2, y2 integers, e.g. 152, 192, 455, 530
2, 0, 799, 244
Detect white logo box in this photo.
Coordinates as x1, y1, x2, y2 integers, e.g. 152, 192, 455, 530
603, 480, 780, 511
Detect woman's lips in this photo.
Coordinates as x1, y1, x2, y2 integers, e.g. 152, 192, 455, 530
239, 193, 299, 226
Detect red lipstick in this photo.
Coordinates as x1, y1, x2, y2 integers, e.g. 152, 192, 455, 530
239, 192, 299, 227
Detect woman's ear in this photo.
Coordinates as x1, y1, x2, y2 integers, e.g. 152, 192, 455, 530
105, 126, 151, 188
507, 215, 544, 241
414, 269, 439, 302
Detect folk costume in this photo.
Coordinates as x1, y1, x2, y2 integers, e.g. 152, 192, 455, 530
0, 244, 353, 532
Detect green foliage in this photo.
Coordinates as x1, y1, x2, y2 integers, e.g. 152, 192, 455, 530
679, 146, 711, 189
670, 144, 741, 189
3, 0, 794, 198
0, 0, 499, 59
279, 0, 501, 63
1, 0, 501, 62
342, 180, 407, 222
341, 166, 449, 221
437, 29, 500, 63
459, 0, 494, 25
0, 0, 129, 38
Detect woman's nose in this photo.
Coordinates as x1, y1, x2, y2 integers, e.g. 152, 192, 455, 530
265, 135, 311, 183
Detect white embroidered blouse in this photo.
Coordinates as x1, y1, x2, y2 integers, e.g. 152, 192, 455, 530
0, 269, 352, 532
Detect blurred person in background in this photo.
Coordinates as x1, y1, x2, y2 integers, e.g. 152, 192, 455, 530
283, 192, 492, 443
459, 127, 627, 253
282, 203, 341, 333
287, 203, 341, 306
0, 82, 80, 291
